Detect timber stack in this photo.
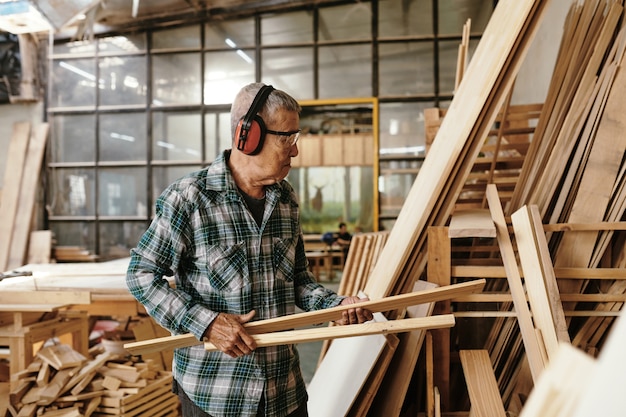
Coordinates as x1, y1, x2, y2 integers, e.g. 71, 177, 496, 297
6, 344, 178, 417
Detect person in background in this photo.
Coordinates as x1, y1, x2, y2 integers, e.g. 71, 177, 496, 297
335, 222, 352, 248
126, 82, 373, 417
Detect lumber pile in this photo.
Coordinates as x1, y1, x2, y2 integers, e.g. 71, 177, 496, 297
6, 344, 179, 417
305, 0, 626, 415
420, 0, 626, 414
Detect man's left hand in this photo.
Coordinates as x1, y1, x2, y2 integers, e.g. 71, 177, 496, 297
335, 296, 374, 325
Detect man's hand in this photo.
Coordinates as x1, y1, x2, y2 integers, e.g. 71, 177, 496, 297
204, 310, 257, 358
335, 296, 374, 325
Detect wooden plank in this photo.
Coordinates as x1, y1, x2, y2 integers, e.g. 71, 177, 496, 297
124, 279, 484, 354
27, 230, 53, 264
448, 209, 496, 238
518, 205, 570, 344
570, 306, 626, 417
425, 331, 435, 417
8, 123, 49, 270
459, 350, 507, 417
428, 226, 451, 410
0, 122, 31, 272
486, 184, 546, 381
0, 290, 91, 305
202, 315, 455, 352
346, 333, 399, 417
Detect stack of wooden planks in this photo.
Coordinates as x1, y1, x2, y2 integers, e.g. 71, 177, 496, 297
424, 102, 542, 211
426, 0, 626, 414
0, 122, 49, 272
307, 0, 626, 415
7, 344, 178, 417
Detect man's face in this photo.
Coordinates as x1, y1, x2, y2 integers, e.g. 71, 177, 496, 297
252, 110, 300, 184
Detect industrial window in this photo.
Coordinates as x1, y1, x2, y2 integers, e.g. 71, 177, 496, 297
47, 0, 495, 259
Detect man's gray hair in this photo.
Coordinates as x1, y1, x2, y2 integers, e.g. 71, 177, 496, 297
230, 82, 301, 140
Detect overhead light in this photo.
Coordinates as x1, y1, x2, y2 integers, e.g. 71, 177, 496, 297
224, 38, 253, 64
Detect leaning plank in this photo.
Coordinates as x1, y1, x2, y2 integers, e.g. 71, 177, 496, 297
125, 280, 484, 354
204, 315, 455, 352
363, 0, 547, 300
459, 350, 507, 417
0, 122, 31, 271
513, 205, 570, 351
8, 123, 49, 270
486, 184, 546, 381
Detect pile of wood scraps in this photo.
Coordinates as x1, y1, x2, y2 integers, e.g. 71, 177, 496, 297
7, 344, 179, 417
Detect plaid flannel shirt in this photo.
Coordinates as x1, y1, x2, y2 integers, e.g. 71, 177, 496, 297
126, 150, 344, 417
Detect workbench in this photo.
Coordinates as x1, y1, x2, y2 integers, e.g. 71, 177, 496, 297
0, 258, 144, 317
0, 258, 141, 381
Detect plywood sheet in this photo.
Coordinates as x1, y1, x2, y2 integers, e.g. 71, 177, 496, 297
307, 313, 387, 417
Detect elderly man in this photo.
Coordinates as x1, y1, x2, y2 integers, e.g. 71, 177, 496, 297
126, 82, 372, 417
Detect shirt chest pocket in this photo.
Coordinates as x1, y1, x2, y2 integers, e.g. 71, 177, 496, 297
199, 242, 250, 292
272, 237, 296, 282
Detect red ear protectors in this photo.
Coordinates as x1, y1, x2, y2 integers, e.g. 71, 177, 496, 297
234, 84, 275, 155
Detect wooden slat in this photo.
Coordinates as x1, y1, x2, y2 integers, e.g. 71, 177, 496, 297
428, 226, 451, 410
0, 290, 90, 305
459, 350, 507, 417
486, 184, 546, 381
0, 122, 31, 271
8, 123, 49, 270
518, 343, 594, 417
512, 205, 563, 361
211, 315, 454, 353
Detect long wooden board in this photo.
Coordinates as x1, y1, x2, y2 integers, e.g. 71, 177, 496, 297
486, 184, 546, 381
203, 315, 456, 352
460, 350, 507, 417
368, 280, 437, 417
124, 279, 485, 355
0, 290, 91, 305
0, 122, 31, 272
512, 205, 569, 358
7, 123, 49, 270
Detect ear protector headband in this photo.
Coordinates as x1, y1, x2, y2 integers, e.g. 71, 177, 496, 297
235, 84, 275, 155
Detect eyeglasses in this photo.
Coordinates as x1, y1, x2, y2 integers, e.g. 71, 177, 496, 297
266, 128, 301, 147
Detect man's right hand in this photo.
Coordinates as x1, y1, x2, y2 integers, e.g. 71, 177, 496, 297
204, 310, 257, 358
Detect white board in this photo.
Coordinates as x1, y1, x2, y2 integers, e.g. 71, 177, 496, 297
306, 312, 387, 417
